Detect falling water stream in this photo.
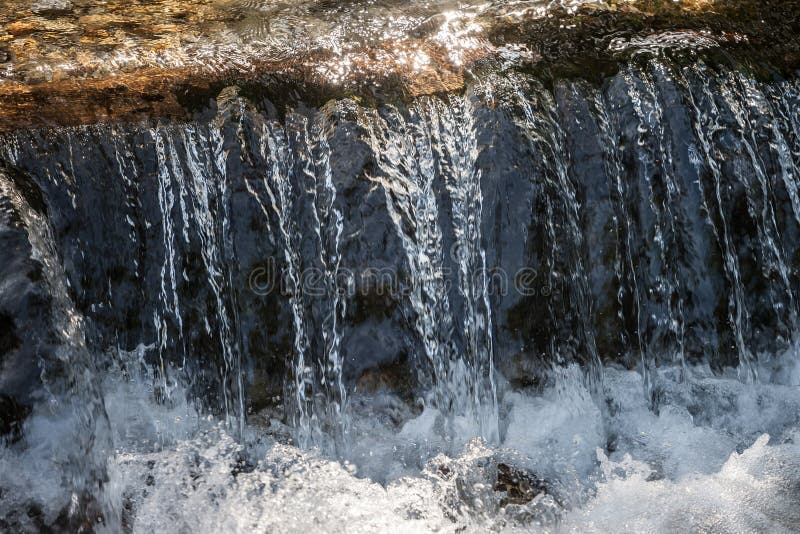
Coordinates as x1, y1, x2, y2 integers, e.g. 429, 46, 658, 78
1, 55, 800, 532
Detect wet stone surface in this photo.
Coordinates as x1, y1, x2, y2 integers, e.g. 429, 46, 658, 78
0, 0, 797, 129
494, 463, 549, 506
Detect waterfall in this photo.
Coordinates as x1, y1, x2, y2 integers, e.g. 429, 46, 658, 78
4, 58, 800, 431
148, 123, 246, 433
433, 96, 500, 443
512, 77, 603, 395
232, 101, 351, 452
359, 95, 500, 446
2, 55, 800, 531
0, 166, 110, 524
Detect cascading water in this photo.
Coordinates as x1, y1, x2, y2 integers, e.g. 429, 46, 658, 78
243, 107, 350, 452
361, 96, 500, 447
0, 166, 110, 528
512, 77, 604, 396
1, 53, 800, 532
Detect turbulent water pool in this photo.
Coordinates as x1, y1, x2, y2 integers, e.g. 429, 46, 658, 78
17, 357, 799, 532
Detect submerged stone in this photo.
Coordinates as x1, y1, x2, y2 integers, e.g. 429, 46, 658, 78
494, 463, 548, 507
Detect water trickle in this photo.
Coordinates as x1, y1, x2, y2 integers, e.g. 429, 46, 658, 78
620, 63, 686, 401
255, 120, 317, 446
236, 106, 351, 453
424, 95, 500, 442
681, 63, 760, 382
151, 128, 186, 404
359, 95, 500, 447
512, 77, 603, 394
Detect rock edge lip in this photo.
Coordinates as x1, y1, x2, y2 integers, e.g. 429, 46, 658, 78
0, 0, 798, 132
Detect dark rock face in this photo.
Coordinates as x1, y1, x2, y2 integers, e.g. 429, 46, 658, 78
494, 463, 548, 507
1, 57, 799, 435
0, 165, 109, 525
0, 167, 54, 441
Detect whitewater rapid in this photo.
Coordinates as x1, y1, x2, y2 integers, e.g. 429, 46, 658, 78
7, 348, 794, 533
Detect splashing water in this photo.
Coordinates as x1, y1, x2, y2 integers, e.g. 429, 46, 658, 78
97, 357, 800, 533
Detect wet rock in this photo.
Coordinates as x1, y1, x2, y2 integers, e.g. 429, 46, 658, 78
494, 464, 548, 506
354, 358, 415, 397
51, 492, 105, 534
436, 463, 453, 480
0, 170, 53, 441
0, 394, 29, 443
0, 0, 798, 130
31, 1, 73, 16
77, 14, 137, 30
38, 19, 79, 33
5, 22, 42, 36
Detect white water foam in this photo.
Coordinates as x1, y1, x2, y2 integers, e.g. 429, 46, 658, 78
84, 346, 800, 533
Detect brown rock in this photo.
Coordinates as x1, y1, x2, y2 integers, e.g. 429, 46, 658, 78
0, 0, 797, 132
6, 21, 43, 36
8, 37, 39, 57
77, 14, 136, 29
39, 19, 79, 33
150, 24, 182, 35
